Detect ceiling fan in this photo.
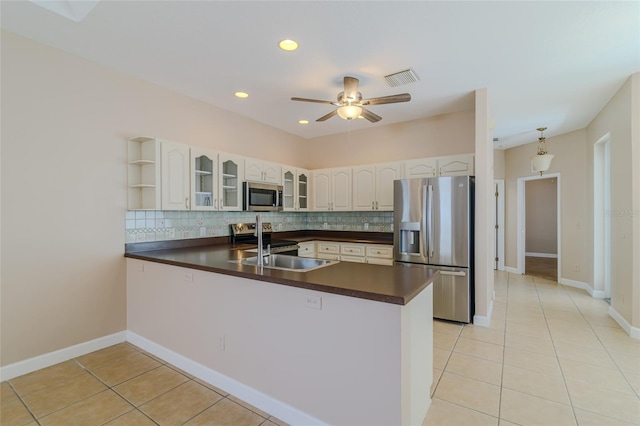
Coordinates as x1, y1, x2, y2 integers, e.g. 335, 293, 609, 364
291, 76, 411, 123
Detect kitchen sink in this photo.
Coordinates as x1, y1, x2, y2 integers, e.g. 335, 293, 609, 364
232, 254, 338, 272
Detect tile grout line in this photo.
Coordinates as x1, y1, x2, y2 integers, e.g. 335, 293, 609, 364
530, 275, 581, 426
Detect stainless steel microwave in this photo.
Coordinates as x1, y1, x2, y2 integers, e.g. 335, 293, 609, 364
243, 181, 283, 211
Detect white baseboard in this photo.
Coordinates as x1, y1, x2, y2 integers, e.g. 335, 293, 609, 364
525, 252, 558, 258
558, 278, 605, 298
126, 332, 327, 426
0, 331, 127, 381
608, 307, 640, 340
473, 299, 493, 327
504, 266, 520, 274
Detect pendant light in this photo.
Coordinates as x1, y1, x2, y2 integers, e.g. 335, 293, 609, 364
531, 127, 553, 175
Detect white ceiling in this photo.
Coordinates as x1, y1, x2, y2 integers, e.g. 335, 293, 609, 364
1, 1, 639, 148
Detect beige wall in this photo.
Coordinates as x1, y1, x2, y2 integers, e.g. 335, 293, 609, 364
301, 110, 475, 169
494, 149, 505, 180
586, 73, 640, 328
0, 32, 475, 367
0, 32, 306, 366
504, 130, 589, 281
525, 178, 558, 255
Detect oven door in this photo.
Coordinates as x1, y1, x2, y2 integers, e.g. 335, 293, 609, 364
243, 182, 283, 211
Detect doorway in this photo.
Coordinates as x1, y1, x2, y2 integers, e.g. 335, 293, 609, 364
494, 180, 505, 271
517, 173, 561, 281
594, 134, 612, 301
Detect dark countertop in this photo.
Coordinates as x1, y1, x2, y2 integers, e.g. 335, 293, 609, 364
124, 241, 437, 306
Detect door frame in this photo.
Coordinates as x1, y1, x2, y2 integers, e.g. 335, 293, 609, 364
494, 179, 505, 271
517, 173, 561, 279
594, 133, 612, 298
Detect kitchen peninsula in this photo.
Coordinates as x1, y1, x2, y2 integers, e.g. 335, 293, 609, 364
125, 238, 437, 426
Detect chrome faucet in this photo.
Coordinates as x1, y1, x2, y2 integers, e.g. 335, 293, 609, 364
255, 214, 263, 268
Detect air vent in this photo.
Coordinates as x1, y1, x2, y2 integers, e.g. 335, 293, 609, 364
384, 69, 420, 87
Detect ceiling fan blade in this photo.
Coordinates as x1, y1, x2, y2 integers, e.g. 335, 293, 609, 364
360, 107, 382, 123
343, 76, 359, 101
316, 109, 338, 122
291, 97, 336, 105
361, 93, 411, 105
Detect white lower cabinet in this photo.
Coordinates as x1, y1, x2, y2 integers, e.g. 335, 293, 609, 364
297, 241, 316, 258
306, 241, 393, 265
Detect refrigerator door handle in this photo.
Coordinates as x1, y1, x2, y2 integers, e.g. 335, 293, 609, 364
427, 184, 434, 258
439, 270, 467, 277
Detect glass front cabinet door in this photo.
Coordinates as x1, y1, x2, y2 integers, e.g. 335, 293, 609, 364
190, 148, 218, 210
219, 154, 244, 211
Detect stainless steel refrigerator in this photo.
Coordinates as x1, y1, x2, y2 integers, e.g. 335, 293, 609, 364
393, 176, 474, 323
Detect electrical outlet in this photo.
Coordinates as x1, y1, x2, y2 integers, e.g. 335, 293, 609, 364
218, 335, 226, 351
135, 233, 146, 242
305, 295, 322, 310
182, 230, 190, 238
277, 223, 283, 231
199, 227, 206, 237
184, 272, 193, 282
364, 223, 369, 231
322, 222, 328, 230
136, 262, 144, 272
169, 228, 176, 238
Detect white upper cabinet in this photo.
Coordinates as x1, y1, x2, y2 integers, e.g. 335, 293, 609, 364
331, 168, 352, 211
352, 166, 375, 211
404, 154, 474, 178
161, 140, 190, 211
190, 147, 218, 211
218, 153, 243, 211
353, 163, 401, 211
375, 163, 403, 210
405, 157, 438, 178
312, 169, 332, 211
312, 167, 351, 211
127, 137, 161, 210
282, 166, 311, 211
245, 159, 281, 184
438, 154, 475, 176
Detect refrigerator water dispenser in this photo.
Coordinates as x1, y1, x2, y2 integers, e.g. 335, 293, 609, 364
399, 222, 421, 255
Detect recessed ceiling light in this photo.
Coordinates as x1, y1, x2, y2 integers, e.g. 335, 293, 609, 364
298, 119, 309, 124
234, 92, 249, 99
278, 39, 299, 51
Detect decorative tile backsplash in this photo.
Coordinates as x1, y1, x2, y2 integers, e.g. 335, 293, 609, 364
125, 210, 394, 243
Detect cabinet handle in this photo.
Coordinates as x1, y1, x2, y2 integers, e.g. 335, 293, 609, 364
376, 201, 379, 210
185, 197, 189, 209
371, 201, 375, 210
220, 199, 224, 209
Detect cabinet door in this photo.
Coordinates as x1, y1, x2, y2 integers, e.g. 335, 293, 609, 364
332, 168, 352, 211
244, 159, 264, 182
312, 170, 331, 211
405, 158, 437, 178
439, 154, 475, 176
297, 169, 310, 211
262, 161, 282, 184
191, 148, 218, 211
161, 140, 190, 210
352, 166, 375, 211
219, 154, 243, 211
375, 163, 403, 211
282, 167, 296, 211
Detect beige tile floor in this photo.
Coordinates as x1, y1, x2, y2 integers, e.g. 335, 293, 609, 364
425, 271, 640, 426
1, 343, 288, 426
2, 271, 639, 425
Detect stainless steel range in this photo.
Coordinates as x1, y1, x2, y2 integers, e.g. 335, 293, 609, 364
230, 222, 299, 255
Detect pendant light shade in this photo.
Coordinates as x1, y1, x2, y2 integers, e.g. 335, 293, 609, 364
531, 127, 553, 175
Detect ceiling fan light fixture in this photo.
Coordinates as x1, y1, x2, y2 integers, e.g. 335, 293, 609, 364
278, 39, 299, 51
337, 105, 362, 120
